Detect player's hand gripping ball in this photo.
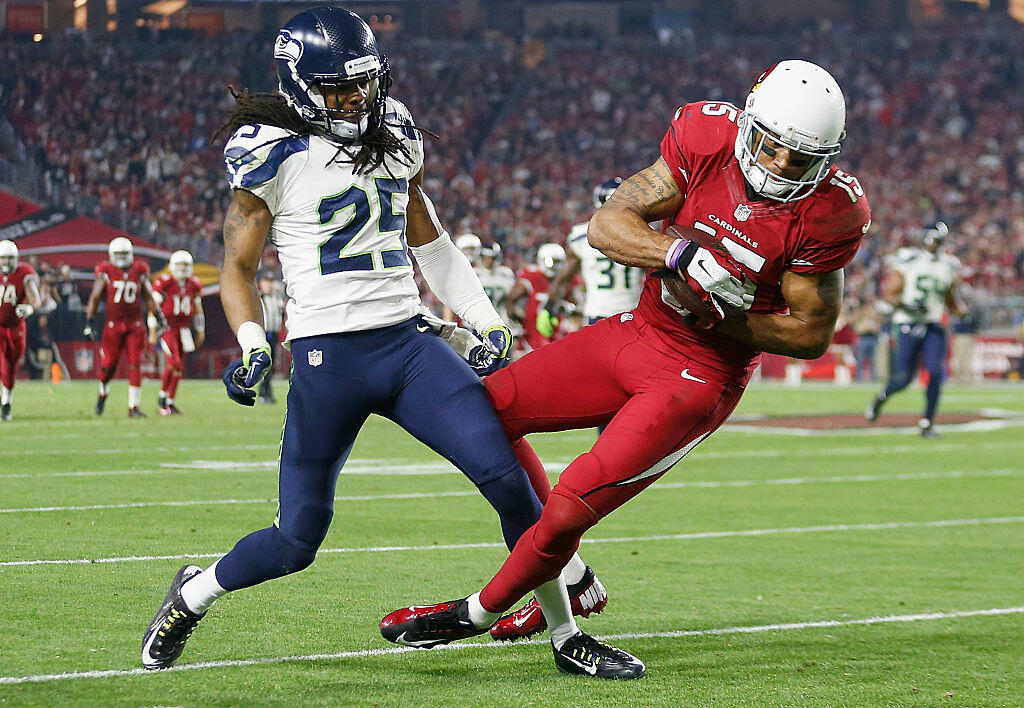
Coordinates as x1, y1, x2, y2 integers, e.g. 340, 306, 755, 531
661, 224, 753, 328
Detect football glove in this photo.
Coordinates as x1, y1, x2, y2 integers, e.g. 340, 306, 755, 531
222, 345, 273, 406
535, 307, 557, 338
677, 245, 749, 317
481, 324, 513, 359
14, 304, 33, 319
467, 324, 513, 377
83, 323, 97, 340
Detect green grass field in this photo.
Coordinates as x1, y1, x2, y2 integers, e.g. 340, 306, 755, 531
2, 379, 1022, 706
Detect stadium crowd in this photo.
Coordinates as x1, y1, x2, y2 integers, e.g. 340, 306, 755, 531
0, 15, 1022, 324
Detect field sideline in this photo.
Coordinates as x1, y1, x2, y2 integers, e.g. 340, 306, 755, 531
2, 379, 1022, 706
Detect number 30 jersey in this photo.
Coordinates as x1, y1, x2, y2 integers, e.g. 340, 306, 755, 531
889, 248, 959, 326
567, 221, 643, 320
224, 97, 425, 341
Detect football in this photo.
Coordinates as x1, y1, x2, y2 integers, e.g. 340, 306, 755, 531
660, 224, 747, 327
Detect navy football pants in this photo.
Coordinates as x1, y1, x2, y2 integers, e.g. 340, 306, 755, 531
883, 322, 947, 421
216, 318, 543, 591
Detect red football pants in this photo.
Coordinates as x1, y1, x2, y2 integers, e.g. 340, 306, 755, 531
98, 320, 145, 386
159, 328, 184, 397
480, 312, 746, 612
0, 324, 26, 389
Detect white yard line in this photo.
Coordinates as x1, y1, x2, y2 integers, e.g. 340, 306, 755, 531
1, 606, 1020, 685
5, 439, 1023, 480
1, 469, 1018, 515
3, 516, 1022, 567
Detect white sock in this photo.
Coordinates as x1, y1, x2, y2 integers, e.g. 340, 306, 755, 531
1, 385, 10, 406
128, 385, 142, 409
180, 560, 227, 614
562, 553, 587, 586
534, 575, 579, 649
98, 381, 110, 397
167, 398, 174, 405
159, 390, 167, 399
466, 591, 501, 629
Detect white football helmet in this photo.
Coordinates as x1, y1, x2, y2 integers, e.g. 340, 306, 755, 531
108, 236, 134, 269
735, 60, 846, 203
0, 240, 18, 274
536, 243, 566, 278
480, 241, 501, 267
455, 233, 482, 263
169, 250, 194, 280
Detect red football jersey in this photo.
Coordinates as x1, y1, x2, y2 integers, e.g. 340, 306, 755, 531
518, 267, 552, 344
0, 264, 37, 328
95, 260, 151, 324
635, 100, 871, 375
152, 273, 202, 329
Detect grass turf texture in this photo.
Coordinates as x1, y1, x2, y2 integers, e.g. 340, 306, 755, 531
1, 379, 1022, 706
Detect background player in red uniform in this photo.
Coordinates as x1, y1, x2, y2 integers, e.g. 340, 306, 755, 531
0, 240, 41, 421
84, 236, 163, 417
381, 60, 871, 679
151, 250, 205, 415
507, 243, 566, 353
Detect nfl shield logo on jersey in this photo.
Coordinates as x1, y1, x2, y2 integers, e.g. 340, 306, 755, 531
308, 349, 323, 367
734, 204, 752, 222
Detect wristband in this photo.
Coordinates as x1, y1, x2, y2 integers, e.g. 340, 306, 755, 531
665, 238, 690, 269
193, 313, 206, 332
236, 320, 268, 352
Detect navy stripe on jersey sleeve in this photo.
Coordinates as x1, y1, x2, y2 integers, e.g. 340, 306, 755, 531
226, 136, 310, 189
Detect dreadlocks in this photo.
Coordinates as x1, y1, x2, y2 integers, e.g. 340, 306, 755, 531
213, 85, 436, 176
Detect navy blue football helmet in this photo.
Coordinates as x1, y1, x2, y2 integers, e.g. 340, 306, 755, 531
274, 6, 391, 141
592, 177, 622, 209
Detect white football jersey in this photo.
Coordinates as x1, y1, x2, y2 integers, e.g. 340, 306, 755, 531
475, 264, 516, 323
567, 222, 644, 319
889, 247, 960, 325
224, 97, 424, 340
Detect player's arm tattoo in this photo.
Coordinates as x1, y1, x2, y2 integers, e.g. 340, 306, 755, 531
220, 189, 273, 333
717, 269, 844, 360
589, 158, 686, 269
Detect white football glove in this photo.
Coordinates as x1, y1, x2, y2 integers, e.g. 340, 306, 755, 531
681, 247, 750, 315
14, 304, 33, 319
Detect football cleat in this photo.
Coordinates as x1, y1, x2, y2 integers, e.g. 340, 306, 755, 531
380, 598, 487, 648
128, 407, 147, 418
95, 394, 107, 416
1, 403, 11, 421
864, 393, 885, 423
919, 419, 940, 439
552, 632, 645, 680
490, 566, 608, 641
167, 403, 183, 415
141, 564, 206, 670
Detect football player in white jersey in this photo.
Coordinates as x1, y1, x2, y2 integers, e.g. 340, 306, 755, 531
537, 178, 644, 339
142, 6, 605, 673
866, 221, 967, 437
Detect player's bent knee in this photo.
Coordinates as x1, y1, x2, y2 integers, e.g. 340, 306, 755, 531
268, 526, 318, 575
534, 485, 599, 556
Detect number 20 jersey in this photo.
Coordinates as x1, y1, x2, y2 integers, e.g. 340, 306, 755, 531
635, 100, 872, 377
224, 97, 425, 341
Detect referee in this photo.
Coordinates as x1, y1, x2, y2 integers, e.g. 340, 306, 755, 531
258, 272, 285, 403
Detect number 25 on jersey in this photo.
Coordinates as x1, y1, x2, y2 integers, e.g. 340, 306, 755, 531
318, 177, 409, 276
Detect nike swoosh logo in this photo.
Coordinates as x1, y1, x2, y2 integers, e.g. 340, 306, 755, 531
560, 653, 598, 675
681, 369, 707, 384
415, 324, 431, 333
512, 606, 541, 628
395, 631, 441, 647
696, 259, 715, 279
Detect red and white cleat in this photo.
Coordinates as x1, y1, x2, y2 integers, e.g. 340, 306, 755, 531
380, 598, 487, 648
490, 566, 608, 641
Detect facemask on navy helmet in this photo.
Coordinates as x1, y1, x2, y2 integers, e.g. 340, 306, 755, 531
275, 6, 391, 142
592, 177, 622, 210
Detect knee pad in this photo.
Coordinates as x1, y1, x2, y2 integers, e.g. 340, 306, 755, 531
269, 525, 318, 575
534, 486, 599, 556
479, 467, 542, 526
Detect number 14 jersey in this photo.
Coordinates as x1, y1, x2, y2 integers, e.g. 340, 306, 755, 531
224, 97, 425, 341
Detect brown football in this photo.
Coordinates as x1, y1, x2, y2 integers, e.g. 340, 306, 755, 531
661, 224, 746, 327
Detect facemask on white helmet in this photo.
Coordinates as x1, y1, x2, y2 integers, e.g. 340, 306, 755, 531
169, 250, 193, 280
734, 60, 846, 203
536, 243, 566, 278
108, 237, 134, 269
0, 240, 18, 275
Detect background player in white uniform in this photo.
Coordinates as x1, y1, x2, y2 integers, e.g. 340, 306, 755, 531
537, 177, 644, 338
143, 6, 592, 672
443, 234, 515, 327
866, 221, 967, 437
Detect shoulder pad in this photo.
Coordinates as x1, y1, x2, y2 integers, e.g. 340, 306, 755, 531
670, 101, 740, 159
224, 124, 309, 190
800, 168, 871, 244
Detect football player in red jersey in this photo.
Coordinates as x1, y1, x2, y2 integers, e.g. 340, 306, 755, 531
0, 240, 42, 421
381, 60, 871, 678
84, 236, 164, 417
507, 243, 566, 353
151, 250, 205, 415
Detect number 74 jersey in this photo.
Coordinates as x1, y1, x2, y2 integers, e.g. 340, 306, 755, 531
223, 97, 425, 340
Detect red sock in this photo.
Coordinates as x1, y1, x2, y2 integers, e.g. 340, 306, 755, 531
161, 367, 174, 393
511, 437, 551, 504
167, 371, 180, 399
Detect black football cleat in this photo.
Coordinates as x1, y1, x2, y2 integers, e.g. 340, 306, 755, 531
95, 394, 107, 416
142, 565, 206, 670
380, 598, 487, 648
157, 395, 169, 416
1, 403, 10, 421
167, 403, 183, 415
490, 566, 608, 641
865, 393, 885, 423
552, 632, 646, 680
919, 419, 940, 439
128, 407, 147, 418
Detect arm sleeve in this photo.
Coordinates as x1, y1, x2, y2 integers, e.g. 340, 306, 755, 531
411, 233, 504, 334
